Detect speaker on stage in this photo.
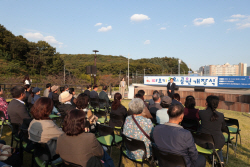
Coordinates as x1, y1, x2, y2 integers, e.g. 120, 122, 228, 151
194, 86, 205, 92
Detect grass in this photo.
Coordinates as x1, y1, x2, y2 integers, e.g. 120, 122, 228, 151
1, 99, 250, 167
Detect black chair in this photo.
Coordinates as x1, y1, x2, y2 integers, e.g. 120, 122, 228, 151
33, 142, 62, 167
152, 143, 187, 167
19, 128, 34, 166
95, 110, 108, 124
118, 134, 148, 167
62, 160, 82, 167
99, 99, 109, 111
181, 118, 199, 131
96, 124, 122, 156
222, 126, 235, 163
224, 117, 241, 149
90, 98, 100, 112
109, 113, 125, 135
10, 123, 21, 148
191, 131, 223, 167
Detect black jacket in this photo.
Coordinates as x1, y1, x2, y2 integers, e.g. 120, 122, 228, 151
58, 103, 76, 116
83, 89, 90, 97
199, 108, 227, 149
98, 91, 110, 109
90, 91, 99, 99
167, 82, 176, 97
109, 105, 127, 128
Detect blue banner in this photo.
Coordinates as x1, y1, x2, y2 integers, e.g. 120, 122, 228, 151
218, 76, 250, 88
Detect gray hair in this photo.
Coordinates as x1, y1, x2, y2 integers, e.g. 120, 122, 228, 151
129, 98, 145, 115
152, 93, 160, 102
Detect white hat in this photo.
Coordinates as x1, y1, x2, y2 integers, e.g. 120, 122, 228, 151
60, 91, 72, 103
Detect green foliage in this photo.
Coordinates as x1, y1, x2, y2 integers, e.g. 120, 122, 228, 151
0, 24, 64, 75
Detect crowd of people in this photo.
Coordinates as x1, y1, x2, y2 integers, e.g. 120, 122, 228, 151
0, 76, 229, 167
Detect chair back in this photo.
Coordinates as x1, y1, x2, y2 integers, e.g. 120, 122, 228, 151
109, 113, 124, 128
191, 131, 215, 149
62, 160, 82, 167
152, 143, 187, 167
97, 124, 114, 137
181, 118, 199, 131
224, 117, 239, 129
90, 98, 99, 109
99, 99, 108, 108
33, 142, 52, 161
0, 111, 6, 121
95, 110, 107, 118
121, 134, 147, 158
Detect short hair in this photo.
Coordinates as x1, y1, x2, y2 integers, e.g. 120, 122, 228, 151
69, 88, 75, 94
60, 87, 65, 93
102, 86, 108, 91
152, 93, 160, 102
168, 104, 184, 119
153, 90, 159, 95
64, 85, 69, 89
129, 98, 145, 115
76, 93, 89, 109
135, 93, 143, 100
93, 85, 98, 89
184, 96, 196, 109
138, 90, 145, 96
160, 102, 170, 108
170, 78, 174, 81
31, 97, 53, 120
86, 85, 92, 89
172, 93, 180, 101
10, 86, 25, 98
62, 109, 86, 136
46, 83, 51, 88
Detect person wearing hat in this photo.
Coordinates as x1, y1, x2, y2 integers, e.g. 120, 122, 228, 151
49, 85, 60, 107
156, 96, 172, 124
31, 87, 42, 104
58, 91, 76, 116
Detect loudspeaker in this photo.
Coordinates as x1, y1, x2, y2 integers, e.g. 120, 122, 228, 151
91, 66, 97, 74
174, 86, 179, 91
194, 86, 205, 92
86, 66, 92, 74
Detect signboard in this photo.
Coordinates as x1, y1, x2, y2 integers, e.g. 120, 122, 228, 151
144, 76, 250, 88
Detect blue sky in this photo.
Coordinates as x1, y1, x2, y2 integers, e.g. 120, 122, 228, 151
1, 0, 250, 71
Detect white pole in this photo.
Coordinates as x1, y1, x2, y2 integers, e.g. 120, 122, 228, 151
128, 54, 130, 87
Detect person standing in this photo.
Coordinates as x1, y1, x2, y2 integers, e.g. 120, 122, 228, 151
119, 78, 126, 99
167, 78, 176, 98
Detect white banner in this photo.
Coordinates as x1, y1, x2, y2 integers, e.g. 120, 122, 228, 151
144, 76, 218, 87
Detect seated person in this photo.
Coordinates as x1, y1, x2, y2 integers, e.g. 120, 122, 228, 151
153, 104, 206, 167
83, 85, 91, 97
59, 87, 66, 103
98, 86, 110, 109
24, 84, 32, 108
129, 94, 152, 119
148, 90, 159, 106
156, 96, 172, 124
171, 93, 182, 105
90, 85, 99, 99
31, 87, 42, 104
56, 109, 114, 167
7, 86, 31, 126
137, 90, 149, 108
58, 91, 75, 116
43, 83, 51, 97
149, 92, 162, 123
69, 88, 76, 106
28, 97, 63, 162
0, 88, 8, 119
123, 98, 153, 160
109, 93, 127, 128
64, 85, 69, 92
49, 85, 60, 107
199, 95, 227, 164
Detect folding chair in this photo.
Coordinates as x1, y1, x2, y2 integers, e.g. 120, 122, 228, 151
181, 118, 199, 131
90, 98, 100, 112
99, 99, 109, 112
95, 110, 108, 124
10, 123, 21, 148
152, 143, 187, 167
222, 126, 235, 163
96, 124, 122, 156
191, 131, 223, 167
19, 128, 34, 166
118, 134, 148, 167
224, 117, 241, 149
109, 113, 125, 134
33, 142, 62, 167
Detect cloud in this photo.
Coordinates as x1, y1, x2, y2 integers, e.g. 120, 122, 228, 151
130, 14, 150, 22
95, 23, 102, 26
184, 25, 187, 28
193, 17, 215, 26
225, 14, 250, 29
24, 32, 63, 47
231, 14, 247, 18
225, 19, 239, 22
160, 27, 166, 30
144, 40, 150, 45
98, 26, 112, 32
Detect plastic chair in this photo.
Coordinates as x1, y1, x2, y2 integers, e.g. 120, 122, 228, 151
62, 160, 82, 167
96, 124, 122, 156
224, 117, 241, 149
99, 99, 109, 112
118, 134, 148, 167
222, 126, 235, 163
191, 131, 223, 167
181, 118, 199, 131
109, 113, 125, 135
95, 110, 108, 124
90, 98, 100, 112
33, 142, 62, 167
152, 143, 187, 167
